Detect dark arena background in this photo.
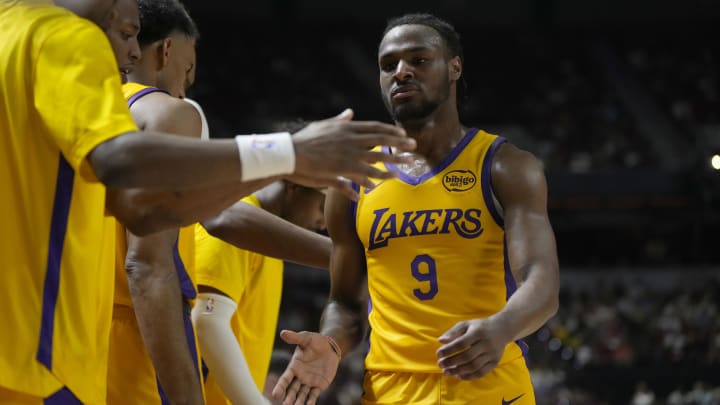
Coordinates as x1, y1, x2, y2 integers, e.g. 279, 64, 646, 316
182, 1, 720, 403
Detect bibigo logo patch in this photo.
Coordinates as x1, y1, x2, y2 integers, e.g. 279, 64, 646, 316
442, 170, 477, 192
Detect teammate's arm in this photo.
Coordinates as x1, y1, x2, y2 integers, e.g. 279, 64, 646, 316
192, 289, 271, 405
436, 143, 559, 380
120, 96, 204, 405
104, 95, 277, 235
272, 188, 366, 405
88, 115, 415, 191
201, 201, 331, 269
125, 229, 204, 405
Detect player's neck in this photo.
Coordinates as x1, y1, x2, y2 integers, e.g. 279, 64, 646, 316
128, 63, 159, 89
400, 116, 465, 167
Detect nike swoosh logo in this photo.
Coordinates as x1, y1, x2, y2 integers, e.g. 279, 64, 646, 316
502, 393, 525, 405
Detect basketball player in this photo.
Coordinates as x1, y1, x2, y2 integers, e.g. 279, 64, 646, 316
193, 180, 330, 405
106, 1, 205, 404
273, 14, 560, 405
0, 1, 414, 403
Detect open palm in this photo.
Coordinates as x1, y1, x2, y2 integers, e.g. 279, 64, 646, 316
272, 330, 341, 405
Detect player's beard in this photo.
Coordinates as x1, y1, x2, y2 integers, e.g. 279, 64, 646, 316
384, 79, 451, 125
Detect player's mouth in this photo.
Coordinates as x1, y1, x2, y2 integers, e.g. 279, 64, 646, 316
391, 84, 420, 101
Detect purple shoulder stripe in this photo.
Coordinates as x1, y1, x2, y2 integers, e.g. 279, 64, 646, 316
127, 87, 169, 107
480, 136, 507, 228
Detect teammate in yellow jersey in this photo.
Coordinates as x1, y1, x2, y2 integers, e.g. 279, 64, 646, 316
193, 180, 331, 405
273, 13, 560, 405
105, 1, 205, 404
0, 0, 414, 401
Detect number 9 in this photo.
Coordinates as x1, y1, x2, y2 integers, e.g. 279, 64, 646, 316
411, 254, 438, 301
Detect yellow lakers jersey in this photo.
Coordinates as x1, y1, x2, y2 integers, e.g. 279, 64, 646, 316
113, 82, 197, 309
0, 2, 138, 402
195, 195, 284, 404
356, 129, 526, 372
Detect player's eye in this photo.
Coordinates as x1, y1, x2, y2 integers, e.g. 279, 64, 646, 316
381, 61, 397, 72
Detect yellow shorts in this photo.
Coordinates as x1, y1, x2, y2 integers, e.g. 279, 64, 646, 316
362, 356, 535, 405
107, 306, 165, 405
107, 305, 204, 405
0, 386, 83, 405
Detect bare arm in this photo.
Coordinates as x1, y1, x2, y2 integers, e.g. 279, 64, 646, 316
117, 96, 203, 404
319, 188, 368, 353
270, 189, 366, 405
436, 143, 559, 380
202, 201, 331, 270
106, 178, 276, 236
125, 229, 204, 405
88, 111, 416, 191
489, 143, 559, 340
105, 96, 277, 235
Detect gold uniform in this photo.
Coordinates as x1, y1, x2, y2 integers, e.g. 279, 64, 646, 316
0, 2, 138, 403
355, 129, 535, 404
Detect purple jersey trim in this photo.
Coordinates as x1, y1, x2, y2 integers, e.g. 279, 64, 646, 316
44, 387, 82, 404
382, 128, 480, 186
37, 156, 74, 369
127, 87, 168, 107
481, 136, 507, 229
173, 239, 197, 300
156, 311, 199, 404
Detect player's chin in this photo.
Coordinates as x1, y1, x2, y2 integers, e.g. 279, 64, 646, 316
120, 71, 128, 84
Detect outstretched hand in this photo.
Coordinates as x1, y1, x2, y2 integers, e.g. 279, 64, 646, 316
272, 330, 341, 405
289, 109, 416, 200
436, 317, 511, 380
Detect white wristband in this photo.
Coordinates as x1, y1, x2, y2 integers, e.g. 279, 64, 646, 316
235, 132, 295, 181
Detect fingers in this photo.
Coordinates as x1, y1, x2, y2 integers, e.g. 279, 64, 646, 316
346, 132, 416, 151
282, 378, 303, 405
446, 356, 498, 380
330, 180, 360, 201
436, 336, 475, 361
454, 359, 499, 380
307, 387, 321, 405
279, 330, 313, 346
331, 108, 354, 121
438, 321, 469, 345
341, 121, 407, 138
438, 342, 487, 370
279, 330, 301, 344
272, 369, 296, 400
441, 351, 490, 376
355, 150, 414, 166
294, 384, 311, 405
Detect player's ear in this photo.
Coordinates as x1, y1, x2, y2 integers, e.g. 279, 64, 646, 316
158, 37, 173, 70
449, 56, 462, 82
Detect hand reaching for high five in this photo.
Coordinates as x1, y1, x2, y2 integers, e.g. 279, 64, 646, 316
288, 109, 416, 200
271, 330, 341, 405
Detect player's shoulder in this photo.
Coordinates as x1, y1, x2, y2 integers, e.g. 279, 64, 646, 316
492, 141, 544, 177
132, 91, 198, 116
32, 5, 105, 46
131, 92, 201, 135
